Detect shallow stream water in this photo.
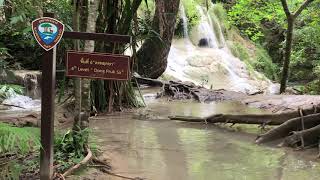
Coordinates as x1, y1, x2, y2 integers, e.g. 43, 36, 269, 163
87, 89, 320, 180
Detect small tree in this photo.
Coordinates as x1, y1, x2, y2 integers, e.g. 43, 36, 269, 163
279, 0, 314, 93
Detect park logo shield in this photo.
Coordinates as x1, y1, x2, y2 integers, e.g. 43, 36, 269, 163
32, 17, 64, 51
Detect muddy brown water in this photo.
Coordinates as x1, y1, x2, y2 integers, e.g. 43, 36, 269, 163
82, 89, 319, 180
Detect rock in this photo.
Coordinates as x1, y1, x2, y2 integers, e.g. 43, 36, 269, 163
198, 38, 211, 47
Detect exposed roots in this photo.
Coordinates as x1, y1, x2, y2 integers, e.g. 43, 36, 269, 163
62, 146, 92, 178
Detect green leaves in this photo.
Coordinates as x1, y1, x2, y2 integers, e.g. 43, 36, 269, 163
0, 123, 40, 155
0, 84, 24, 102
227, 0, 285, 42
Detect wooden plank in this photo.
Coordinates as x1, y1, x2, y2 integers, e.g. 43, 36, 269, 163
63, 31, 132, 43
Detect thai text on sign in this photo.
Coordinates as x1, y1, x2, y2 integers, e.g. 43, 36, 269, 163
66, 51, 130, 80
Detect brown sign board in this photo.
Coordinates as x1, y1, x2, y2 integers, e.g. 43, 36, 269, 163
66, 51, 130, 80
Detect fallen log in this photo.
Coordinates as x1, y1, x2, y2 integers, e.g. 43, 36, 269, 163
255, 113, 320, 144
283, 124, 320, 148
169, 105, 320, 126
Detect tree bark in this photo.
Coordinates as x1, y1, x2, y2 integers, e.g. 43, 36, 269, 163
72, 0, 81, 114
82, 0, 99, 114
279, 0, 314, 93
137, 0, 180, 78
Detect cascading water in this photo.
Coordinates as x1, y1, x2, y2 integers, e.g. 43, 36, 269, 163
195, 6, 218, 48
165, 2, 276, 94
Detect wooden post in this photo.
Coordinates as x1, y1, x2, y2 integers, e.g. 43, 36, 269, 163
40, 12, 56, 180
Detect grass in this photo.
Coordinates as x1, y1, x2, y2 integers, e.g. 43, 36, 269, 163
0, 123, 98, 179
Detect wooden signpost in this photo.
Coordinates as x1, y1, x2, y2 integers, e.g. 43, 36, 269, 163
33, 13, 131, 180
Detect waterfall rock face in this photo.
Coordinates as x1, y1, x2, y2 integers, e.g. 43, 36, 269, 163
164, 3, 276, 94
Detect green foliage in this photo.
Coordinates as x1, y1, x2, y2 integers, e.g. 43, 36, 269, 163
229, 41, 278, 81
175, 0, 202, 37
227, 0, 285, 43
0, 123, 40, 155
290, 24, 320, 81
252, 46, 279, 81
183, 0, 201, 30
229, 41, 250, 62
0, 84, 24, 101
54, 128, 91, 172
0, 0, 73, 70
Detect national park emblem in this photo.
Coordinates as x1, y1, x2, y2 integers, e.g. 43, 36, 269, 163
32, 17, 64, 51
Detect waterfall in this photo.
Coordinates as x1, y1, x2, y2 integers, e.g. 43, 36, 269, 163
207, 5, 226, 49
180, 5, 189, 39
195, 5, 218, 48
165, 2, 276, 94
179, 4, 194, 52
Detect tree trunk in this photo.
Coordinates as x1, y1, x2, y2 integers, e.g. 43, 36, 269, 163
72, 0, 81, 115
83, 0, 99, 109
280, 16, 294, 93
137, 0, 180, 78
279, 0, 315, 93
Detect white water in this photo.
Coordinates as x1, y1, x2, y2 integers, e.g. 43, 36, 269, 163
165, 3, 277, 94
2, 94, 41, 111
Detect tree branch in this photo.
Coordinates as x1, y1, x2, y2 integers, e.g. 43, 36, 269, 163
293, 0, 314, 18
280, 0, 292, 18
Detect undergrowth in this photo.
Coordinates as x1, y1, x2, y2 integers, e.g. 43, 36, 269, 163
0, 123, 97, 179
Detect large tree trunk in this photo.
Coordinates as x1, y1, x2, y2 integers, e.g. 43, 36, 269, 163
137, 0, 180, 78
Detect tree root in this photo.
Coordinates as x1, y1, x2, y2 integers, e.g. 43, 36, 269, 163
62, 146, 92, 177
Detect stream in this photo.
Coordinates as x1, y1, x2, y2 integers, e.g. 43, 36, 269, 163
77, 88, 320, 180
